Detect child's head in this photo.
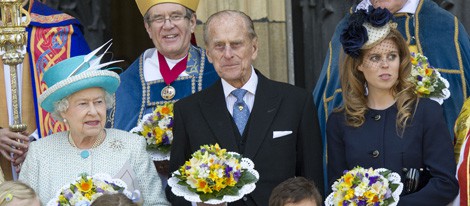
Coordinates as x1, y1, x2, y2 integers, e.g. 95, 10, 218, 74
91, 193, 138, 206
0, 181, 40, 206
269, 177, 322, 206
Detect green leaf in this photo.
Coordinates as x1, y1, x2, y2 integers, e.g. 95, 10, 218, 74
389, 183, 399, 192
237, 171, 257, 185
222, 186, 239, 196
383, 197, 394, 205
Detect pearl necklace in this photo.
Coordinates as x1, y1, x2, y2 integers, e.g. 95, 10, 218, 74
68, 130, 106, 159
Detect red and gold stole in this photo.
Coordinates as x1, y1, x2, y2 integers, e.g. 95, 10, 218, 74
458, 132, 470, 205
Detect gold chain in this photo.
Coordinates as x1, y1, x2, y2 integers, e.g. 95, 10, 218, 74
68, 130, 106, 149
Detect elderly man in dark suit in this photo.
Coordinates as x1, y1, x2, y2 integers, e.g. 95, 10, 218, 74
166, 10, 324, 206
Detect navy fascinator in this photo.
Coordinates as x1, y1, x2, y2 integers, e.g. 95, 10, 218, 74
340, 6, 395, 58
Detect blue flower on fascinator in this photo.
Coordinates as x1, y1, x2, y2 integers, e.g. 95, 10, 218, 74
340, 24, 368, 58
340, 10, 368, 58
367, 6, 394, 27
340, 6, 394, 58
349, 9, 367, 27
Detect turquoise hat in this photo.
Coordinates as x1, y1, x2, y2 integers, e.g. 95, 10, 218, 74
39, 54, 121, 113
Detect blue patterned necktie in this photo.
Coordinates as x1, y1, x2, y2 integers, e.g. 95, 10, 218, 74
232, 89, 250, 135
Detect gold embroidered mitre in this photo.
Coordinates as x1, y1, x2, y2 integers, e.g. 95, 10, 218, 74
135, 0, 199, 16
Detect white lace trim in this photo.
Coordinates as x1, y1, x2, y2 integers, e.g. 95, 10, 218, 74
429, 73, 451, 105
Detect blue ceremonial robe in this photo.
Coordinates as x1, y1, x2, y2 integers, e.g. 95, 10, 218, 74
314, 0, 470, 141
26, 0, 90, 138
111, 45, 219, 131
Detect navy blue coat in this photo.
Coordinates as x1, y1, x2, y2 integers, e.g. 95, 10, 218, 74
327, 98, 458, 205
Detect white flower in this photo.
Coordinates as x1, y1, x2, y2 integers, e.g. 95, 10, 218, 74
354, 185, 366, 197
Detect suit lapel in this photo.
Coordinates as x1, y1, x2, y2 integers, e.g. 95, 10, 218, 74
244, 71, 281, 159
200, 81, 240, 152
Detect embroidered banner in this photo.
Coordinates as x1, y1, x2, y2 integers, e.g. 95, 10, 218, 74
30, 25, 73, 137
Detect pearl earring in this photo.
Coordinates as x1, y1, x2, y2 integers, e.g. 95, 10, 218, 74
364, 82, 369, 96
63, 119, 67, 123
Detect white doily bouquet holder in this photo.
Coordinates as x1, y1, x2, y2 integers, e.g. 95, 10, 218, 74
325, 167, 403, 206
47, 173, 132, 206
168, 144, 259, 204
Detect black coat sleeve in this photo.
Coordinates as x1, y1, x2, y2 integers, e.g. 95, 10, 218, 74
165, 101, 192, 205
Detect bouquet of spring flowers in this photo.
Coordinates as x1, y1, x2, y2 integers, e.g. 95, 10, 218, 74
47, 173, 132, 206
408, 52, 450, 104
325, 167, 403, 206
168, 144, 259, 204
130, 103, 174, 160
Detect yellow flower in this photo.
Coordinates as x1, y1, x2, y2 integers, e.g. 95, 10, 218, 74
343, 173, 354, 187
344, 189, 355, 200
154, 127, 164, 144
142, 126, 152, 137
59, 195, 67, 203
417, 86, 431, 95
85, 192, 94, 200
226, 174, 237, 187
411, 56, 417, 65
157, 103, 174, 115
363, 191, 375, 200
425, 67, 433, 76
77, 178, 93, 193
196, 179, 212, 194
209, 170, 218, 181
161, 106, 171, 115
214, 178, 226, 191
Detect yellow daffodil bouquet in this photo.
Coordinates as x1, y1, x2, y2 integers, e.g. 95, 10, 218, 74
408, 52, 450, 104
325, 167, 403, 206
168, 144, 259, 204
131, 103, 174, 160
47, 173, 132, 206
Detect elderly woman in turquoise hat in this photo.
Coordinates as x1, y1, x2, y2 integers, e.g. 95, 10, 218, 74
18, 43, 170, 206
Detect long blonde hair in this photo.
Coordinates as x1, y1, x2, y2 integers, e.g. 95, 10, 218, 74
340, 28, 417, 132
0, 181, 37, 206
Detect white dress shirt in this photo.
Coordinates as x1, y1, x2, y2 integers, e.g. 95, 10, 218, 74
356, 0, 419, 14
222, 67, 258, 116
142, 48, 189, 82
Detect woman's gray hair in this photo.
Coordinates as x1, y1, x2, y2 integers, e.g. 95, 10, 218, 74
51, 91, 114, 122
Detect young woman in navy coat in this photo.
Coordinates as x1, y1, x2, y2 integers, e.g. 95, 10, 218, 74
326, 7, 458, 205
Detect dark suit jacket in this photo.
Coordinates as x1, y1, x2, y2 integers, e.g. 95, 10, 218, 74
166, 70, 324, 205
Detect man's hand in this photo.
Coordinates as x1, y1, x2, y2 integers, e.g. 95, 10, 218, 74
0, 128, 29, 162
